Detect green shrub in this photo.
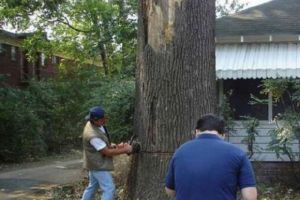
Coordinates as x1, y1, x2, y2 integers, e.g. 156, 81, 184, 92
0, 86, 46, 162
87, 76, 135, 143
26, 79, 90, 153
0, 66, 135, 162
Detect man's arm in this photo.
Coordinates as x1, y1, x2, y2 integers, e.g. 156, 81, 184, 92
165, 187, 175, 198
100, 143, 132, 157
90, 138, 132, 156
165, 156, 176, 198
239, 153, 257, 200
241, 187, 257, 200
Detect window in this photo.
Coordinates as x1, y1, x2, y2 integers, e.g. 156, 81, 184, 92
0, 43, 4, 53
11, 46, 16, 61
40, 53, 45, 66
222, 79, 268, 120
220, 79, 297, 122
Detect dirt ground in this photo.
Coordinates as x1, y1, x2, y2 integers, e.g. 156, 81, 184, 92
0, 151, 131, 200
2, 152, 300, 200
42, 155, 131, 200
43, 155, 300, 200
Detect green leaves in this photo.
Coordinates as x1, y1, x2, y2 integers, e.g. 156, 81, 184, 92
241, 116, 260, 159
255, 79, 300, 161
0, 0, 137, 162
246, 79, 300, 161
0, 80, 46, 162
261, 79, 290, 102
0, 0, 137, 75
216, 0, 246, 17
0, 64, 135, 162
87, 75, 135, 143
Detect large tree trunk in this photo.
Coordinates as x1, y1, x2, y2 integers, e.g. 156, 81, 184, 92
126, 1, 216, 199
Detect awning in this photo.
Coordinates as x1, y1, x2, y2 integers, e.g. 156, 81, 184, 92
216, 43, 300, 79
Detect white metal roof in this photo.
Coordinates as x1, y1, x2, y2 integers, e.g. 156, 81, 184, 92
216, 43, 300, 79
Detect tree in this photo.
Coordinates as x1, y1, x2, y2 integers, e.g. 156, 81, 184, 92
126, 1, 217, 199
216, 0, 246, 17
0, 0, 137, 75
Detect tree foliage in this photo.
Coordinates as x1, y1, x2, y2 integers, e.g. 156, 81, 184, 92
0, 1, 137, 162
0, 0, 246, 75
0, 0, 137, 75
260, 79, 300, 162
0, 67, 135, 162
216, 0, 246, 17
241, 116, 260, 159
89, 76, 135, 142
0, 0, 247, 164
219, 90, 236, 135
0, 80, 46, 162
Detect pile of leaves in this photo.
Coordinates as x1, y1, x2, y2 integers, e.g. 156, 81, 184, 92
258, 184, 300, 200
34, 155, 300, 200
41, 155, 131, 200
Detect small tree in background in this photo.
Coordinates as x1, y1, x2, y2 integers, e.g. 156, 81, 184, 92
216, 0, 246, 17
219, 91, 236, 137
260, 79, 300, 162
258, 79, 300, 184
241, 116, 260, 159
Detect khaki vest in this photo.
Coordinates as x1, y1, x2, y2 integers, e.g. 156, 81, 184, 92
82, 121, 114, 171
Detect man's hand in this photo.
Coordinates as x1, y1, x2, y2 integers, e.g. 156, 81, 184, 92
116, 142, 125, 148
110, 143, 117, 148
165, 187, 176, 198
241, 187, 257, 200
122, 143, 133, 154
110, 142, 130, 151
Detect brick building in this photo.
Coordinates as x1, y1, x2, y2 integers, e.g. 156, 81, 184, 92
0, 29, 59, 87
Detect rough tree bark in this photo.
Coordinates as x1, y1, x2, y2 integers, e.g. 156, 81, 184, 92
126, 0, 216, 199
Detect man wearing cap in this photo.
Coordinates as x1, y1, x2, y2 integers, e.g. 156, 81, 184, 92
81, 106, 132, 200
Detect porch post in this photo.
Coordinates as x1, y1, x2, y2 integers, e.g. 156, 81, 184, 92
268, 92, 273, 123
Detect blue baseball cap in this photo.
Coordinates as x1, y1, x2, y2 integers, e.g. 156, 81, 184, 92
85, 106, 105, 121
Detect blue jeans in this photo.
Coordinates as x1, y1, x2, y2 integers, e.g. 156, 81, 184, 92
81, 170, 116, 200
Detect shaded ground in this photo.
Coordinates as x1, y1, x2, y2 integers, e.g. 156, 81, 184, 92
3, 153, 299, 200
44, 155, 131, 200
0, 153, 131, 200
0, 151, 83, 200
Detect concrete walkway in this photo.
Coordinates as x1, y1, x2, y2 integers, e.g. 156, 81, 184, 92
0, 159, 84, 199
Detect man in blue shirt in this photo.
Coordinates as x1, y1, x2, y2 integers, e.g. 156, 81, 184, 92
165, 114, 257, 200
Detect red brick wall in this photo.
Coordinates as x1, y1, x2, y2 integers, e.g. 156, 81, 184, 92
39, 56, 58, 79
0, 43, 58, 87
0, 44, 22, 86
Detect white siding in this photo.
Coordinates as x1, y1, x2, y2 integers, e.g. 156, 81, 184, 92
228, 121, 300, 162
